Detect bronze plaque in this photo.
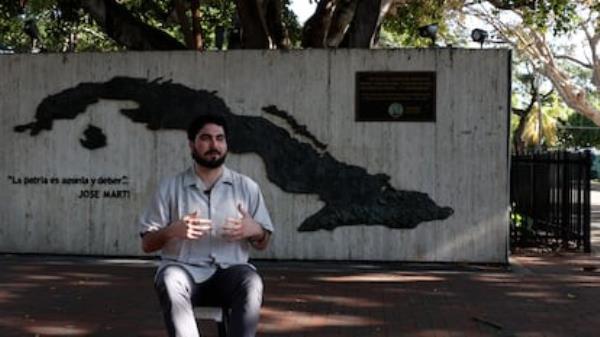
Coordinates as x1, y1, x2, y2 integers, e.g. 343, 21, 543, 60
356, 71, 436, 122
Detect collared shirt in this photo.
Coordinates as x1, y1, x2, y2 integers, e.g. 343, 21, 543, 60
138, 165, 274, 283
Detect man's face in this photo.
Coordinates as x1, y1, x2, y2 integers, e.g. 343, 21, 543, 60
189, 123, 228, 169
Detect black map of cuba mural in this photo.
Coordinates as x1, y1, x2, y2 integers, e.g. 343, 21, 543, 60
14, 76, 453, 231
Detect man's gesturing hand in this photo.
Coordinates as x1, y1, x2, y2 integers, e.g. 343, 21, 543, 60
169, 211, 212, 240
221, 204, 264, 242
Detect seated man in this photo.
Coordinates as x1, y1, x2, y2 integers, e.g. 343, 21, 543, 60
138, 114, 274, 337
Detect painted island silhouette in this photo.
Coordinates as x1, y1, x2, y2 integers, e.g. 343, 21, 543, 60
14, 76, 453, 232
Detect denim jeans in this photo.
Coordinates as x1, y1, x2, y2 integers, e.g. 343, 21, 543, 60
155, 264, 264, 337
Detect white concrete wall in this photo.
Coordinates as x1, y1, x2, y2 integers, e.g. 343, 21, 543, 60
0, 49, 510, 262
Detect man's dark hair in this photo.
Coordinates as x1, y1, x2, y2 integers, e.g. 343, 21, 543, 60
187, 114, 229, 141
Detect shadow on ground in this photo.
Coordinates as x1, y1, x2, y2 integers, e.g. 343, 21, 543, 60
0, 254, 599, 337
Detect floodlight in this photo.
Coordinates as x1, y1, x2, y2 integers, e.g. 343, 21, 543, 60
418, 24, 438, 47
471, 28, 489, 48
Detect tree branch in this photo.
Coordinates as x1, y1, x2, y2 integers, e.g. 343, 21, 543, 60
486, 0, 538, 10
512, 108, 527, 117
190, 0, 204, 50
579, 15, 599, 88
555, 54, 592, 69
467, 3, 600, 126
302, 0, 338, 48
82, 0, 186, 50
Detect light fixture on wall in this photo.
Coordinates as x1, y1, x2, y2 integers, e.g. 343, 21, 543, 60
418, 23, 438, 47
471, 28, 489, 48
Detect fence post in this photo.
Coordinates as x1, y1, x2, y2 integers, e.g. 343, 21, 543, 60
561, 152, 571, 248
583, 150, 592, 253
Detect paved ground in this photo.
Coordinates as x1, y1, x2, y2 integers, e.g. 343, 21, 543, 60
591, 186, 600, 256
0, 252, 598, 337
3, 187, 599, 337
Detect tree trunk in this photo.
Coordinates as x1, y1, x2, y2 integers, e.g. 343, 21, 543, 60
302, 0, 338, 48
303, 0, 393, 49
228, 14, 243, 49
540, 62, 600, 126
340, 0, 391, 48
266, 0, 290, 49
325, 0, 358, 47
82, 0, 186, 50
190, 0, 204, 50
174, 0, 193, 48
512, 110, 529, 154
235, 0, 271, 48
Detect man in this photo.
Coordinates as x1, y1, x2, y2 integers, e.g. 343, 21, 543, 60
138, 114, 273, 337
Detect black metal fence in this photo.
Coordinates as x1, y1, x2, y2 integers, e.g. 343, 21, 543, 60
510, 151, 591, 252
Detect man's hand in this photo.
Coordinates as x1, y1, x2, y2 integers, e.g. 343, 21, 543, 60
221, 204, 264, 242
169, 211, 212, 240
141, 211, 212, 253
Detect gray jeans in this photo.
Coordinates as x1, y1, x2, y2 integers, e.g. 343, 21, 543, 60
155, 264, 264, 337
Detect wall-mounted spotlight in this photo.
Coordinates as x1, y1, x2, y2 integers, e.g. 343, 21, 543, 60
418, 23, 438, 47
471, 28, 489, 48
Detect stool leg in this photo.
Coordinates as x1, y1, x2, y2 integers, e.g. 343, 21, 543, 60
217, 308, 229, 337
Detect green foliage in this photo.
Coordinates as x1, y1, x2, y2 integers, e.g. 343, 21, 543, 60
381, 0, 455, 47
282, 0, 302, 48
198, 0, 301, 49
558, 112, 600, 148
379, 0, 472, 48
518, 0, 578, 35
509, 207, 573, 250
510, 209, 537, 248
555, 57, 600, 148
0, 2, 26, 52
510, 210, 526, 231
509, 61, 574, 152
197, 1, 237, 49
196, 0, 301, 49
0, 0, 120, 52
1, 0, 301, 52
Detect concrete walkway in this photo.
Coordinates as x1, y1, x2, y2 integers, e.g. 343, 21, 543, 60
3, 187, 600, 337
0, 253, 598, 337
590, 183, 600, 256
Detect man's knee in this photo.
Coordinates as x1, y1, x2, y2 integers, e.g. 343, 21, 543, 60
239, 268, 264, 302
155, 265, 194, 302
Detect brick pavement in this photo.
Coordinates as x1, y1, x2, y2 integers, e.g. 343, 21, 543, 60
0, 253, 598, 337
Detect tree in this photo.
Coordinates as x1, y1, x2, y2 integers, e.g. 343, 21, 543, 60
301, 0, 385, 48
460, 0, 600, 126
556, 71, 600, 147
1, 0, 292, 52
2, 0, 452, 52
0, 0, 123, 53
511, 65, 559, 154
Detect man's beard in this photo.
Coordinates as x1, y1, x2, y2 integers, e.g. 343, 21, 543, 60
192, 149, 227, 169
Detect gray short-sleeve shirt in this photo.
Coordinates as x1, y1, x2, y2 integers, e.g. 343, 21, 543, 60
138, 165, 274, 283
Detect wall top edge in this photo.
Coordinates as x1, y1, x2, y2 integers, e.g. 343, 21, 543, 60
0, 48, 512, 59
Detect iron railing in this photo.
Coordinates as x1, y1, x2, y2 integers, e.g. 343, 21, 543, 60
510, 151, 591, 252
